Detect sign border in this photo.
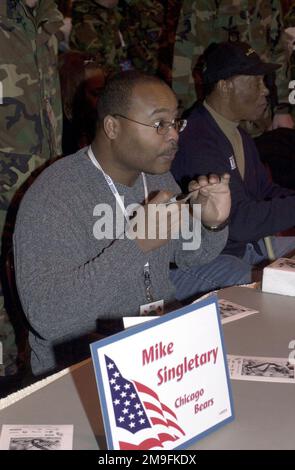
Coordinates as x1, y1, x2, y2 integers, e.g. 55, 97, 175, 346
90, 294, 235, 450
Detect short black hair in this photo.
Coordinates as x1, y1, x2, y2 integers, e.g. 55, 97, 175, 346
97, 71, 168, 123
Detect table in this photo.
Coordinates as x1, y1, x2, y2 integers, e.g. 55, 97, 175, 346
0, 286, 294, 450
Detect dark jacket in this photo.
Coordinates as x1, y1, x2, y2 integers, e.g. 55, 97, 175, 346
172, 104, 295, 257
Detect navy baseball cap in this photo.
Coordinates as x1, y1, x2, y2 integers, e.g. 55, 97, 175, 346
203, 41, 280, 83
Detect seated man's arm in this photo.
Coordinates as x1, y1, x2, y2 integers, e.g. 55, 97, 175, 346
173, 130, 295, 244
13, 198, 150, 341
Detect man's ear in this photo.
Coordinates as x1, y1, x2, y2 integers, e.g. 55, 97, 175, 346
217, 79, 232, 96
103, 115, 119, 139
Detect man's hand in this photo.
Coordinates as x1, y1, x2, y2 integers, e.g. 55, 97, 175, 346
282, 27, 295, 59
188, 173, 231, 228
271, 113, 294, 130
128, 191, 187, 253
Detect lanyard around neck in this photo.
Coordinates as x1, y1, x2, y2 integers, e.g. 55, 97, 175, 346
87, 145, 148, 221
88, 146, 154, 303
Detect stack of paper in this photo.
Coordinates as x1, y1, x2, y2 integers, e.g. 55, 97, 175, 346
262, 258, 295, 296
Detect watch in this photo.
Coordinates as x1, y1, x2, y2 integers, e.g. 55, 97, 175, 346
202, 219, 229, 232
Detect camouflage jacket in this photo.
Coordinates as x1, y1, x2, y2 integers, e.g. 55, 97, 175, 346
284, 1, 295, 26
283, 0, 295, 80
69, 0, 164, 75
172, 0, 290, 113
0, 0, 63, 206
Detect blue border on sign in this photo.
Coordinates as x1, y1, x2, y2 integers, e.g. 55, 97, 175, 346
90, 294, 234, 450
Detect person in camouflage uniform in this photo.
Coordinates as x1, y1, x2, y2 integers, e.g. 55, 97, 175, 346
69, 0, 164, 75
283, 1, 295, 29
0, 0, 63, 382
120, 0, 164, 75
157, 0, 183, 84
283, 1, 295, 80
70, 0, 130, 74
172, 0, 293, 135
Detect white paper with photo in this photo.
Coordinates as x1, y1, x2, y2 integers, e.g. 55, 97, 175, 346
0, 424, 73, 450
218, 299, 258, 324
227, 355, 295, 383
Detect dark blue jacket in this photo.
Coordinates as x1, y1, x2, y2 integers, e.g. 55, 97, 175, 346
172, 104, 295, 257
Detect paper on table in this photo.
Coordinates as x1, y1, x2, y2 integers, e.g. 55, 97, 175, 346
218, 299, 258, 324
0, 424, 74, 450
227, 355, 295, 383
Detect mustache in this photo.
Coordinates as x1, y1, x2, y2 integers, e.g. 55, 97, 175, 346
159, 143, 179, 155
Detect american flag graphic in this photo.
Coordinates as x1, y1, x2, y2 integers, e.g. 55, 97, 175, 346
105, 355, 185, 450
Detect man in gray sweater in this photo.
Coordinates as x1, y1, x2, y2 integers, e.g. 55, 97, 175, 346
13, 72, 230, 376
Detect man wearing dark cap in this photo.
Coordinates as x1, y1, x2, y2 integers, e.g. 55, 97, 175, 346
171, 41, 295, 297
172, 0, 294, 136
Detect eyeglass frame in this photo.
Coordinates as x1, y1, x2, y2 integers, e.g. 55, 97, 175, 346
113, 113, 187, 135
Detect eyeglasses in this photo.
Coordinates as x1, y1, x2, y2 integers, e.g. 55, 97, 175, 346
113, 114, 187, 135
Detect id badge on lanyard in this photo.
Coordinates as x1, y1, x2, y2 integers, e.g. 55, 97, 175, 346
139, 262, 164, 316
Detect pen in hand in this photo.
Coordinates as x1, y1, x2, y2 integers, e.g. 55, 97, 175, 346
165, 192, 195, 205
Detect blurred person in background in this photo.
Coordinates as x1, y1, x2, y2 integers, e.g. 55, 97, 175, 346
59, 51, 107, 154
69, 0, 164, 76
0, 0, 63, 392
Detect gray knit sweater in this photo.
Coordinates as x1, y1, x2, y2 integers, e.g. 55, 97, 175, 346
14, 147, 228, 375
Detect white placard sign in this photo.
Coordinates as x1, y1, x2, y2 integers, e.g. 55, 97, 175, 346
90, 295, 234, 450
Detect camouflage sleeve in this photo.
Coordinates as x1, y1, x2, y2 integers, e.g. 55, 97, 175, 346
69, 11, 105, 55
284, 0, 295, 82
284, 1, 295, 26
269, 0, 291, 104
172, 0, 215, 112
124, 0, 164, 75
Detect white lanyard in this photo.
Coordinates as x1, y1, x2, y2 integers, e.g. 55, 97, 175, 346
88, 146, 155, 302
118, 30, 126, 49
88, 145, 148, 221
88, 146, 153, 302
